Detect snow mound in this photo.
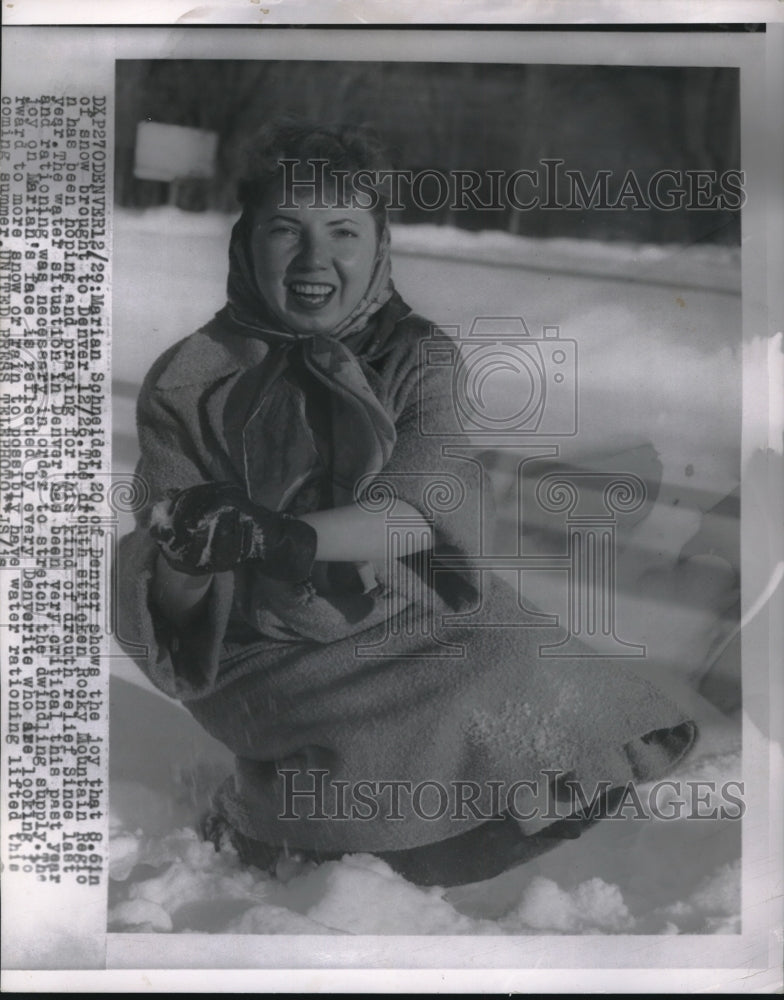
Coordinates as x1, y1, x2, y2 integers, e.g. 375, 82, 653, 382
281, 855, 485, 935
502, 876, 633, 934
108, 827, 276, 934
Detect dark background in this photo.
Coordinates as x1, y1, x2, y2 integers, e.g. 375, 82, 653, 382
115, 60, 741, 245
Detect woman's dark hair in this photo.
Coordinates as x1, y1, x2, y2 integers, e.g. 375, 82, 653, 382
237, 118, 393, 233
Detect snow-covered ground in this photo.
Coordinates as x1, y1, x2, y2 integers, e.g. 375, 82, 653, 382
108, 671, 741, 935
109, 206, 746, 935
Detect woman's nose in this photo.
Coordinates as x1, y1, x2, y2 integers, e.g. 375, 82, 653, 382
293, 232, 328, 271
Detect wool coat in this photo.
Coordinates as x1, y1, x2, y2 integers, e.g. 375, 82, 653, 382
118, 300, 697, 855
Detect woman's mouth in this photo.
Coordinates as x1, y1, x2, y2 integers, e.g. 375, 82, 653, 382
287, 281, 336, 308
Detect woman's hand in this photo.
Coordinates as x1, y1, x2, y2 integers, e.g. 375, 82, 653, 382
152, 551, 215, 628
298, 501, 433, 563
149, 482, 317, 581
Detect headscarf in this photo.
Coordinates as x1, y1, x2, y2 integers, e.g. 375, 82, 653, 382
219, 208, 409, 592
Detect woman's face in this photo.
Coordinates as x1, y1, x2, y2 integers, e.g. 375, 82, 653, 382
250, 185, 379, 335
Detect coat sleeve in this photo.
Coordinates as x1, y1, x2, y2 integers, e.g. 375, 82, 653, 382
116, 372, 236, 701
361, 330, 488, 611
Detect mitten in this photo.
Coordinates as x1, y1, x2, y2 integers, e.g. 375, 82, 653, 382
149, 481, 317, 582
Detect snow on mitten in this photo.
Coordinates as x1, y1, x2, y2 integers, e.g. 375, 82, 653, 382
149, 481, 317, 582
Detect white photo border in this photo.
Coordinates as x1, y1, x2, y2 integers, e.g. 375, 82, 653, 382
1, 13, 782, 995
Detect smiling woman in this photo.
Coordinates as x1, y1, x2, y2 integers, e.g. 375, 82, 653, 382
118, 118, 698, 889
241, 124, 388, 339
252, 194, 378, 332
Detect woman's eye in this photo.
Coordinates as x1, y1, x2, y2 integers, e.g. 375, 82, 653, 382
333, 228, 358, 238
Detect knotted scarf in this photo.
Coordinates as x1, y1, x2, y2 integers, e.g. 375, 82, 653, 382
220, 209, 409, 591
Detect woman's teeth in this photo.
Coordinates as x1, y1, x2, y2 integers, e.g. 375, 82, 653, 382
288, 282, 335, 305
